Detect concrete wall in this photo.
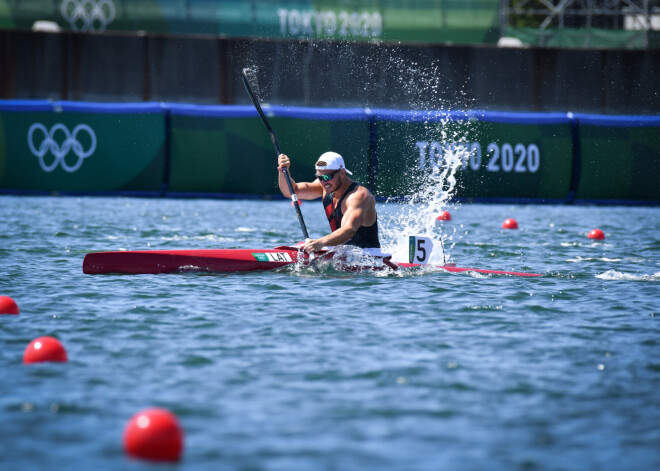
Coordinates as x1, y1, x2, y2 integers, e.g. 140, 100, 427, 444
1, 30, 658, 114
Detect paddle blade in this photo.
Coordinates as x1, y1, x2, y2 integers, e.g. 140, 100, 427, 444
241, 66, 281, 155
242, 67, 262, 102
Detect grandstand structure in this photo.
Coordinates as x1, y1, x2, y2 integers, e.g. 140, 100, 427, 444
501, 0, 660, 48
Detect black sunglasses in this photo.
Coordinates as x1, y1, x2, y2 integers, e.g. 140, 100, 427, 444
315, 170, 339, 182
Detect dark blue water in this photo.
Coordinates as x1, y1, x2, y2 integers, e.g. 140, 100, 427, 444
1, 196, 659, 470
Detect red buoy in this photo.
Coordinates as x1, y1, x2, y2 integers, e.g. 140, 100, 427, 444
436, 210, 451, 221
123, 408, 184, 462
23, 337, 68, 364
0, 296, 19, 315
588, 229, 605, 240
502, 218, 519, 230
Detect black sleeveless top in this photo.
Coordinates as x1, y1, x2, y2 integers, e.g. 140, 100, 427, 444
322, 182, 381, 248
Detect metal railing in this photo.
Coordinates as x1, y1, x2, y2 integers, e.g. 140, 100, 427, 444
500, 0, 659, 47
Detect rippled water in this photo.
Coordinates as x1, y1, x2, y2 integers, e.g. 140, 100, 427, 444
1, 196, 659, 470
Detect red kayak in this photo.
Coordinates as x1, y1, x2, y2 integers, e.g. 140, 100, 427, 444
82, 246, 541, 277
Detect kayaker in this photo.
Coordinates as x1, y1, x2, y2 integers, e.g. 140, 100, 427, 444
277, 151, 381, 254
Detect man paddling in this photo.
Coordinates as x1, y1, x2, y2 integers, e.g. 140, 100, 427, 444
277, 151, 381, 254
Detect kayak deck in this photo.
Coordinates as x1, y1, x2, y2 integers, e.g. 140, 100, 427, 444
82, 248, 301, 274
83, 247, 541, 277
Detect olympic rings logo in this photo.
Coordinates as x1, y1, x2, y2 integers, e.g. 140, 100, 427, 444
60, 0, 116, 32
28, 123, 97, 173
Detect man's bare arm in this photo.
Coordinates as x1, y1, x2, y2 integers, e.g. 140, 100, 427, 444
302, 191, 368, 252
278, 154, 323, 200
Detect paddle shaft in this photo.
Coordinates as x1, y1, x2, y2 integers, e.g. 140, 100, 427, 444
240, 70, 320, 275
241, 70, 311, 241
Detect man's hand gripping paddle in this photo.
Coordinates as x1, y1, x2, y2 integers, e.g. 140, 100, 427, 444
241, 67, 320, 273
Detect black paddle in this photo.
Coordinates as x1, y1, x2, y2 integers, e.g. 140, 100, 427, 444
241, 67, 319, 273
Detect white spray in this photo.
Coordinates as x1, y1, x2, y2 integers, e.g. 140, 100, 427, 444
380, 113, 471, 265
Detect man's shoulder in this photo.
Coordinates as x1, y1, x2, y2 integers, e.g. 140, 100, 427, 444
346, 183, 375, 205
357, 182, 375, 197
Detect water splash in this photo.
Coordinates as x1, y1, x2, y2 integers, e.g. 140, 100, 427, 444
596, 270, 660, 281
380, 116, 472, 265
364, 50, 475, 265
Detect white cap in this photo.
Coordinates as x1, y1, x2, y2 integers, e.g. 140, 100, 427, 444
315, 152, 352, 175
